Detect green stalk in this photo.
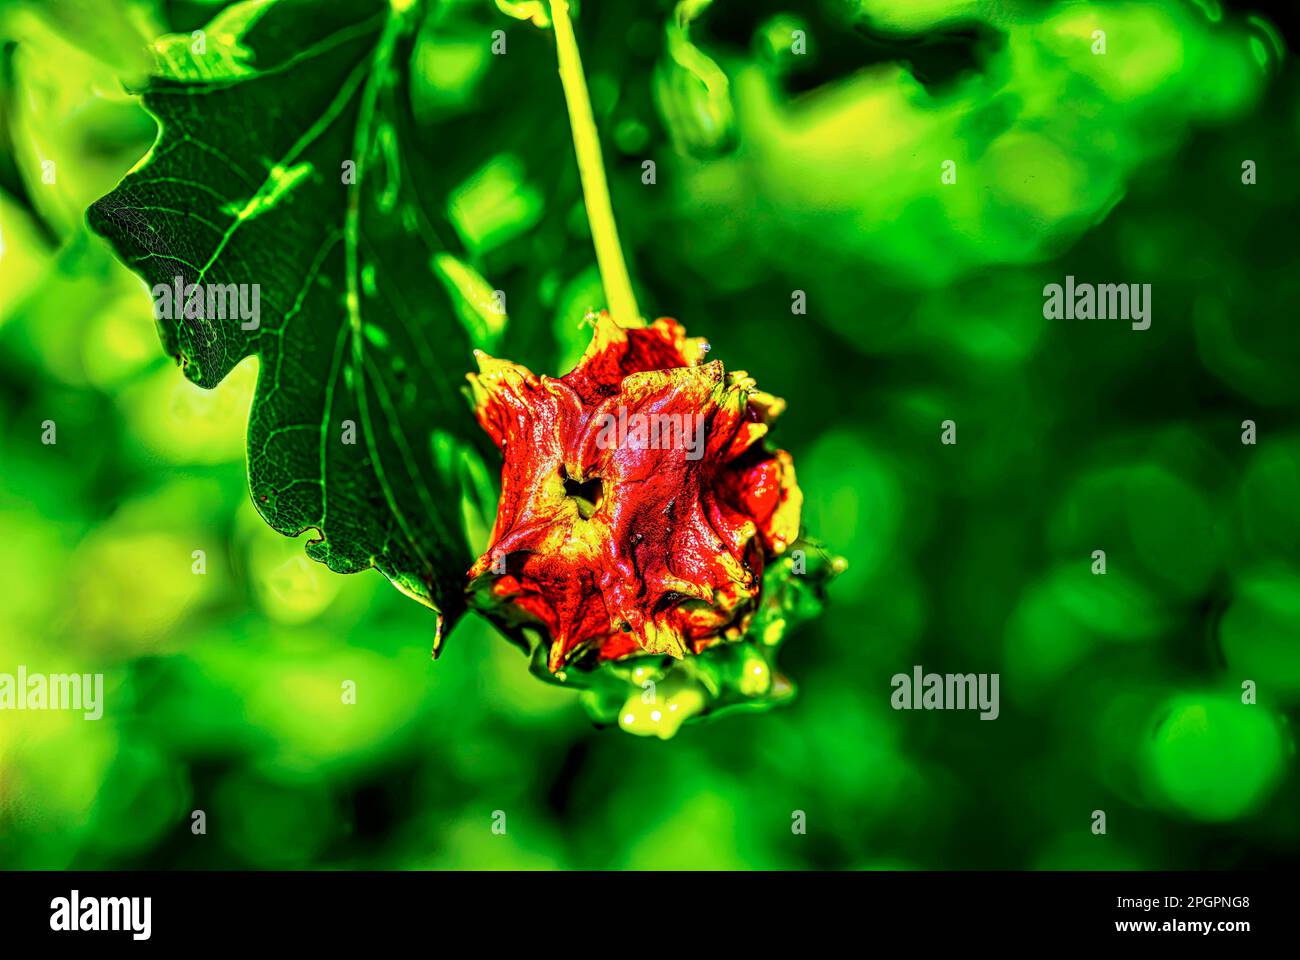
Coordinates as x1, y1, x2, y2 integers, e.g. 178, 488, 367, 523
547, 0, 641, 327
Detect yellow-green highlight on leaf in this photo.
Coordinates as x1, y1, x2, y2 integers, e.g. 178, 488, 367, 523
152, 0, 271, 81
431, 253, 507, 352
221, 162, 313, 223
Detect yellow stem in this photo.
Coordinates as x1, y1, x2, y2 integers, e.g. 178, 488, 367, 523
548, 0, 640, 327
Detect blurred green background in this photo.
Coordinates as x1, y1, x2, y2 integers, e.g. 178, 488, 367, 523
1, 0, 1298, 869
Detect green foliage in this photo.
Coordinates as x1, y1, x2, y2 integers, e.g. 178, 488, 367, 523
88, 0, 499, 630
0, 0, 1297, 868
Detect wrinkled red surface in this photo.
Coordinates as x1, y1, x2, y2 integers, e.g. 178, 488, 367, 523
467, 314, 801, 672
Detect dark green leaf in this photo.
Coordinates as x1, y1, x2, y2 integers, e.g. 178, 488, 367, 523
88, 0, 504, 639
